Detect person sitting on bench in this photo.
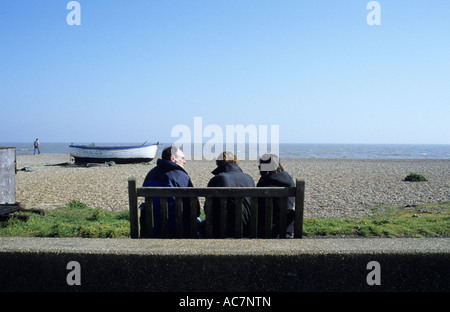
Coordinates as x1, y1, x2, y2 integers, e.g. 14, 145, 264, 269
140, 145, 200, 238
205, 151, 255, 237
257, 153, 295, 238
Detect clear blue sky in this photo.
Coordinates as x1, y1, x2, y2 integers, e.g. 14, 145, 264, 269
1, 1, 449, 144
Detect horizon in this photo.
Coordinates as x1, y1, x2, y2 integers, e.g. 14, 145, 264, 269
6, 141, 450, 160
2, 141, 450, 146
1, 1, 449, 145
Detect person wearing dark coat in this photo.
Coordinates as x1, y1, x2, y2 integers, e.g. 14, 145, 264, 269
140, 146, 200, 238
206, 152, 255, 237
33, 138, 40, 155
257, 154, 295, 238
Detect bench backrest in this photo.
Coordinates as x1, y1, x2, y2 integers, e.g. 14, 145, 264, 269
128, 178, 305, 239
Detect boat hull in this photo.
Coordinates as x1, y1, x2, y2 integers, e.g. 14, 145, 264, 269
69, 143, 158, 164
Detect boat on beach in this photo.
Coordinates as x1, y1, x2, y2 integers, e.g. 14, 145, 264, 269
69, 142, 159, 164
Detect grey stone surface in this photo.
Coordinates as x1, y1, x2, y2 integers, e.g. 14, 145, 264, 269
1, 237, 449, 292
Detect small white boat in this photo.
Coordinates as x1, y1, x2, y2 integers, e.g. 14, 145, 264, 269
69, 142, 159, 164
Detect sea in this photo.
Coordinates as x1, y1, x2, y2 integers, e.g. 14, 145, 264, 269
2, 142, 450, 160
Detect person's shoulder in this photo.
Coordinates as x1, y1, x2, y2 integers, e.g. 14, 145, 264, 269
243, 173, 255, 186
144, 165, 161, 178
208, 174, 226, 187
166, 166, 189, 179
278, 170, 294, 180
257, 171, 294, 187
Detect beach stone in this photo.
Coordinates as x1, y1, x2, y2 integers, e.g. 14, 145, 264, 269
14, 154, 450, 218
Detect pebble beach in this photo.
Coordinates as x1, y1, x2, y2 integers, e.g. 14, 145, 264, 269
15, 153, 450, 218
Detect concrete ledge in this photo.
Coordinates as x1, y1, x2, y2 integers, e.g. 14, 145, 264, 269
0, 237, 449, 292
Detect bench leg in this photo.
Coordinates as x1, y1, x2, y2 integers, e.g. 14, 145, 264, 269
294, 179, 305, 239
128, 178, 139, 239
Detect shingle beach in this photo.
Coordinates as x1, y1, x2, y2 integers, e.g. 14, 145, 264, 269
15, 154, 450, 218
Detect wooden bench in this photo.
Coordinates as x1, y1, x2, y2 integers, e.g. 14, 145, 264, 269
128, 178, 305, 239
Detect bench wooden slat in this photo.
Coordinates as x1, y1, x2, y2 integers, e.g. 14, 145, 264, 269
279, 197, 287, 238
189, 198, 197, 237
264, 198, 273, 238
137, 187, 295, 198
160, 197, 168, 238
145, 196, 154, 238
235, 197, 243, 238
250, 197, 258, 238
175, 197, 183, 238
205, 197, 213, 238
220, 198, 227, 238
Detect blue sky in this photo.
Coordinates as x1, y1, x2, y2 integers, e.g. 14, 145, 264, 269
1, 0, 449, 144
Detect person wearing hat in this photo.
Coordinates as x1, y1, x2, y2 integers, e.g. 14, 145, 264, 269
257, 153, 295, 238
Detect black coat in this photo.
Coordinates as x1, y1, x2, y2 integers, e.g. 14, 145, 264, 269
257, 171, 295, 238
207, 163, 255, 237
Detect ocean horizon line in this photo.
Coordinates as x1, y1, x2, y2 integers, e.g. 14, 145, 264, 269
2, 141, 449, 145
4, 142, 450, 160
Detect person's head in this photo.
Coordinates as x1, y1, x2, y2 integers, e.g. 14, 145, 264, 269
258, 153, 283, 175
216, 151, 239, 167
162, 146, 186, 168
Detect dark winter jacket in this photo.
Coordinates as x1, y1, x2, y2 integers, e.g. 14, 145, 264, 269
257, 171, 295, 238
206, 163, 255, 237
140, 159, 199, 237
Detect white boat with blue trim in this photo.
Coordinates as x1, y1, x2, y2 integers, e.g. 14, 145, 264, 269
69, 142, 159, 164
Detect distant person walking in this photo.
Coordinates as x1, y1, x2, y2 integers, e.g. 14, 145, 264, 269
33, 138, 40, 155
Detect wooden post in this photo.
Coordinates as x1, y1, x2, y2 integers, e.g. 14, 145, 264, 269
128, 178, 139, 239
0, 147, 16, 205
294, 179, 305, 238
